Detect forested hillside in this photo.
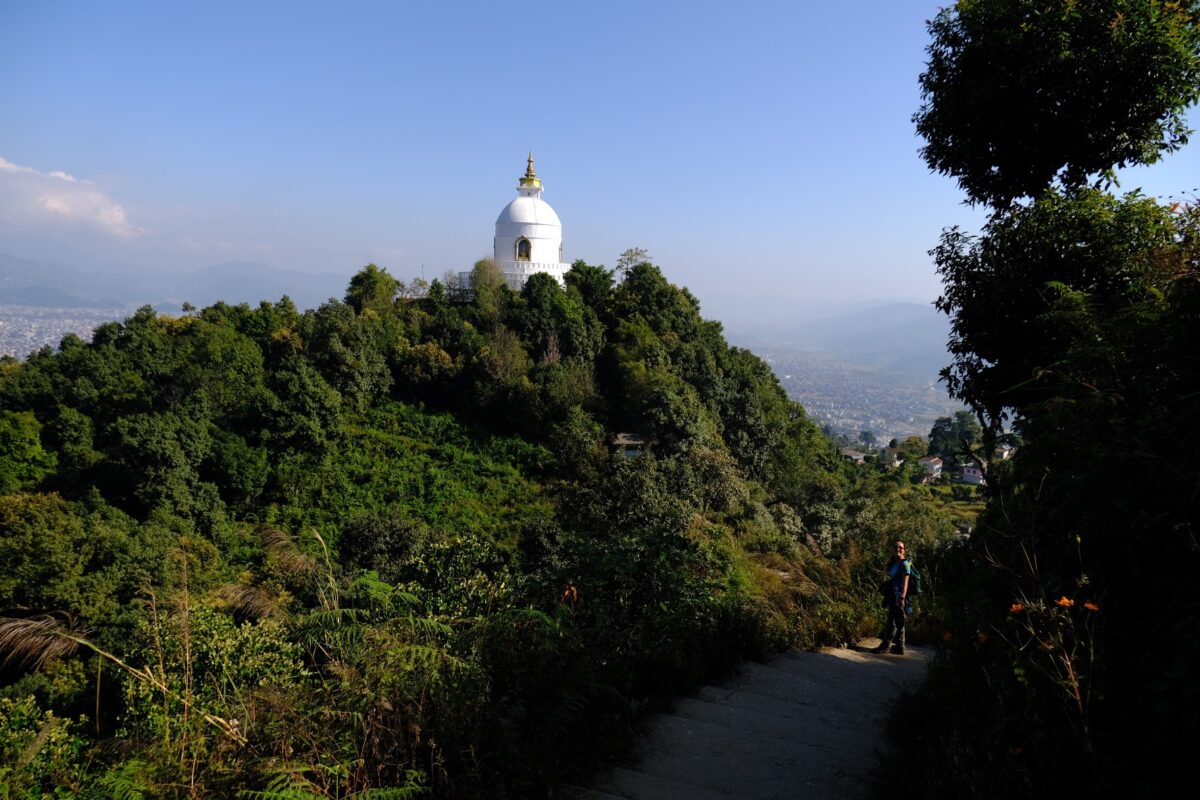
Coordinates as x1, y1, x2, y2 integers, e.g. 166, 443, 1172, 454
0, 256, 964, 798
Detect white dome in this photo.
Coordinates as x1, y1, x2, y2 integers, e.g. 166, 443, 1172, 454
470, 154, 571, 291
495, 195, 562, 228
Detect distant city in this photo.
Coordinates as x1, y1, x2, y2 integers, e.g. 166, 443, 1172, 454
729, 300, 965, 443
0, 305, 132, 361
752, 346, 962, 444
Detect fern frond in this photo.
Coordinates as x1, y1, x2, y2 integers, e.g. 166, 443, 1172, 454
238, 771, 326, 800
296, 607, 369, 636
348, 769, 430, 798
90, 759, 154, 800
406, 615, 452, 638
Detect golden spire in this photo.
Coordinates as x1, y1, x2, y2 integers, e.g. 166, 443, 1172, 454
518, 152, 542, 189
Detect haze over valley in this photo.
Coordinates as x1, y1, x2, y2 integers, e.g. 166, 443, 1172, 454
734, 301, 964, 443
2, 251, 960, 443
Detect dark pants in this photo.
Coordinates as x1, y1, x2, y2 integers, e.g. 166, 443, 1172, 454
880, 603, 906, 647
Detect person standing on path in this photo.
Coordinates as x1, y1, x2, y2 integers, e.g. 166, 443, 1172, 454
873, 540, 912, 655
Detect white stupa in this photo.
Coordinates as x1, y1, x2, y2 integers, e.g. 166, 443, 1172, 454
483, 154, 571, 291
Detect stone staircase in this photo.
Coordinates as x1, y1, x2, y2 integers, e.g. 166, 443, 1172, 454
563, 640, 931, 800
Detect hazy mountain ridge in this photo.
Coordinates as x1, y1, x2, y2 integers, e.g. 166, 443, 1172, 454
0, 252, 347, 311
780, 301, 950, 378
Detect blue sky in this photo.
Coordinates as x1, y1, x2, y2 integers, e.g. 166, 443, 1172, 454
2, 1, 1197, 329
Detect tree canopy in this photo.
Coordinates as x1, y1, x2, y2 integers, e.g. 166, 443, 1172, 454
915, 0, 1200, 206
907, 2, 1200, 795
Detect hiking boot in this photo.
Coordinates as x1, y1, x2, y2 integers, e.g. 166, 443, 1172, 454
871, 643, 889, 654
890, 644, 905, 655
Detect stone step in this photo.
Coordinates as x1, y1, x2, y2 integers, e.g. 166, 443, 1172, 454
667, 694, 880, 755
704, 659, 891, 718
566, 642, 930, 800
559, 783, 633, 800
589, 766, 739, 800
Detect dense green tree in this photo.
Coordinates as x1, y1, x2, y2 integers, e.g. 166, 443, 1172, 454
106, 410, 222, 521
607, 262, 701, 342
0, 411, 55, 494
468, 257, 509, 327
207, 430, 269, 510
338, 510, 436, 585
547, 405, 604, 477
927, 416, 954, 457
531, 360, 596, 425
640, 376, 709, 451
935, 189, 1182, 426
263, 356, 343, 455
682, 446, 749, 516
0, 493, 171, 631
908, 2, 1200, 795
518, 273, 604, 365
713, 347, 788, 479
345, 263, 400, 314
564, 260, 614, 313
896, 435, 928, 460
916, 0, 1200, 206
304, 299, 393, 410
45, 406, 101, 486
927, 411, 981, 458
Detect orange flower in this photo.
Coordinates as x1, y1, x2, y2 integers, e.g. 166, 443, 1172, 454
977, 632, 989, 643
1083, 601, 1100, 612
1055, 596, 1074, 607
1009, 602, 1025, 613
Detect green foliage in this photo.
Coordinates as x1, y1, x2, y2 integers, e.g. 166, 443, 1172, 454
0, 695, 87, 798
564, 261, 613, 312
908, 4, 1200, 794
916, 0, 1200, 206
926, 411, 981, 459
0, 411, 56, 494
0, 493, 169, 634
895, 435, 928, 460
345, 263, 400, 314
122, 603, 311, 757
0, 256, 945, 797
935, 188, 1182, 425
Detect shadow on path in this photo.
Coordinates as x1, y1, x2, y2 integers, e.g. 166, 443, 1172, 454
563, 639, 931, 800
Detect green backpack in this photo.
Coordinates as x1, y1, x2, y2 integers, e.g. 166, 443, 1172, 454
879, 561, 924, 606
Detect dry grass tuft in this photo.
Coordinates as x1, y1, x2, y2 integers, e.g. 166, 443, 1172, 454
214, 581, 288, 620
0, 614, 87, 671
261, 527, 317, 578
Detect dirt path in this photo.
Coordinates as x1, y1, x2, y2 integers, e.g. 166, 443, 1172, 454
564, 639, 930, 800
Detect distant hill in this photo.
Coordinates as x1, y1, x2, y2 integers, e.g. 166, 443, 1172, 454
733, 302, 952, 382
0, 252, 130, 307
0, 252, 348, 311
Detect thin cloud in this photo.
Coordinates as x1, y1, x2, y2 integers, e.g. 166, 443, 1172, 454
0, 156, 142, 238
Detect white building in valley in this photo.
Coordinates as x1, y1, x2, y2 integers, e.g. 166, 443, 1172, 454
464, 155, 571, 291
